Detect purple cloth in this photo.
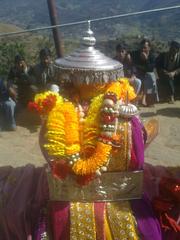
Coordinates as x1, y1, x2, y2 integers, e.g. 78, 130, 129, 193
131, 116, 145, 169
0, 164, 175, 240
130, 117, 162, 239
34, 207, 48, 240
0, 165, 48, 240
131, 194, 162, 240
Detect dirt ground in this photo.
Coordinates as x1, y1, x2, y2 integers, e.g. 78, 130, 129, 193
0, 101, 180, 168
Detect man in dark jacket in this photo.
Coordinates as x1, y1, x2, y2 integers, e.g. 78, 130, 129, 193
29, 48, 57, 98
8, 54, 30, 106
114, 43, 142, 95
156, 41, 180, 103
131, 39, 158, 106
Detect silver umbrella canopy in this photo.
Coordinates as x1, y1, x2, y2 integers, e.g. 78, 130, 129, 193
54, 21, 124, 84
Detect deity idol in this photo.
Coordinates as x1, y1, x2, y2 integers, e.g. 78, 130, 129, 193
30, 22, 162, 240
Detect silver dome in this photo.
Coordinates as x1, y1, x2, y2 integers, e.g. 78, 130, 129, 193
118, 92, 139, 118
55, 21, 124, 84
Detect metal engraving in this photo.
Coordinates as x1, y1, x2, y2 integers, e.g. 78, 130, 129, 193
48, 170, 143, 202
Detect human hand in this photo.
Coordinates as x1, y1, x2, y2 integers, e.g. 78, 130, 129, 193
162, 70, 170, 76
140, 51, 148, 60
21, 61, 28, 73
129, 75, 136, 83
167, 71, 176, 79
126, 53, 132, 64
9, 86, 18, 102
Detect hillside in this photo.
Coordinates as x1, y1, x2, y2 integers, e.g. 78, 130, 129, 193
0, 0, 179, 40
0, 23, 23, 33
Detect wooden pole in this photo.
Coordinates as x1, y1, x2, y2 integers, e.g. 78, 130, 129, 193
47, 0, 64, 58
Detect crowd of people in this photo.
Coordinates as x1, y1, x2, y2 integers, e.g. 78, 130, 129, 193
0, 47, 58, 131
0, 39, 180, 131
114, 39, 180, 106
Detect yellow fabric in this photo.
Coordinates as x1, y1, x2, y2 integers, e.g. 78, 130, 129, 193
144, 119, 159, 146
106, 201, 139, 240
70, 202, 96, 240
107, 120, 130, 171
104, 211, 113, 240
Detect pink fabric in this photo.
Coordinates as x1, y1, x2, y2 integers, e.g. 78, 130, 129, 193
0, 165, 48, 240
94, 202, 106, 240
49, 201, 70, 240
130, 117, 145, 169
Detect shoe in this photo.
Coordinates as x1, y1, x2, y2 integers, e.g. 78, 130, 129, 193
7, 126, 17, 131
168, 95, 175, 104
147, 104, 155, 107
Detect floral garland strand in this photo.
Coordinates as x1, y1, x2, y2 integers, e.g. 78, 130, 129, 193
63, 101, 80, 154
44, 103, 66, 157
82, 94, 104, 152
34, 80, 136, 181
72, 92, 119, 176
72, 142, 112, 175
28, 91, 63, 115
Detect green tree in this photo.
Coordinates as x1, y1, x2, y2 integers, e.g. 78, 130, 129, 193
0, 41, 26, 78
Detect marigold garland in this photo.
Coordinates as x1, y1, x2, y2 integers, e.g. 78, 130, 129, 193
106, 78, 136, 101
106, 81, 122, 98
35, 80, 136, 177
44, 101, 81, 156
44, 103, 66, 156
28, 91, 63, 115
72, 142, 112, 175
118, 78, 136, 101
63, 101, 80, 152
83, 94, 104, 150
44, 93, 111, 175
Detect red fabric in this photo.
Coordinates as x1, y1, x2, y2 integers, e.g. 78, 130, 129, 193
159, 177, 180, 202
153, 177, 180, 238
94, 202, 106, 240
49, 201, 70, 240
129, 145, 138, 170
51, 160, 70, 180
76, 174, 95, 186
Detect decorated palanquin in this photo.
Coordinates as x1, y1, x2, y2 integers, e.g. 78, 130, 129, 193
31, 23, 163, 240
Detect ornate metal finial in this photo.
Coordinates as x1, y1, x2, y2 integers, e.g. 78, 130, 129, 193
118, 91, 139, 118
82, 20, 96, 46
87, 20, 93, 35
125, 91, 129, 105
54, 20, 124, 84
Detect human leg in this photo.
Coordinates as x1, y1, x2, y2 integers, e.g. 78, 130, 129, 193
168, 79, 175, 103
0, 103, 4, 130
133, 77, 142, 95
2, 98, 16, 130
144, 72, 157, 106
174, 75, 180, 100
